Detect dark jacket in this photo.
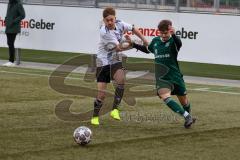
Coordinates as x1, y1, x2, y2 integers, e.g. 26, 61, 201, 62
5, 0, 25, 34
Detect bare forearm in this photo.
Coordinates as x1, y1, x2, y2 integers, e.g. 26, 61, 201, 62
132, 27, 148, 46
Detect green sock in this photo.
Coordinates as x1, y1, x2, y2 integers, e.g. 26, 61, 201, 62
164, 97, 185, 116
183, 103, 191, 113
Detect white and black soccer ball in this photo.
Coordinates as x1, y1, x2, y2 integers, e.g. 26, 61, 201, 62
73, 126, 92, 145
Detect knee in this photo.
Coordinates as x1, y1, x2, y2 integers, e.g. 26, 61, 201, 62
159, 94, 170, 100
97, 92, 106, 101
181, 99, 188, 106
157, 90, 171, 100
115, 79, 125, 85
116, 84, 124, 89
178, 96, 188, 106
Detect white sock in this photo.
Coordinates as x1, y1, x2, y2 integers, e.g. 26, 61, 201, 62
183, 111, 189, 118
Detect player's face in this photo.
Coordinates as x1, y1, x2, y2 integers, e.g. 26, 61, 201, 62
104, 15, 116, 30
160, 30, 171, 42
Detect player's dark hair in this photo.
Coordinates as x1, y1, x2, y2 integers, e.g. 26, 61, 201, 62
158, 20, 172, 31
103, 7, 116, 18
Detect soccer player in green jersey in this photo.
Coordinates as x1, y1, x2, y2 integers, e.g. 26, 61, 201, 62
132, 20, 196, 128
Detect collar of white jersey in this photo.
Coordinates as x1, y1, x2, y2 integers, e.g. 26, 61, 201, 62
104, 20, 122, 32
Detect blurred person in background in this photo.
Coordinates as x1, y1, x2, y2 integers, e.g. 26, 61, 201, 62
3, 0, 25, 67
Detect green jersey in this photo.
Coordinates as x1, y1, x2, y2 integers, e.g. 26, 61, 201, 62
148, 35, 185, 89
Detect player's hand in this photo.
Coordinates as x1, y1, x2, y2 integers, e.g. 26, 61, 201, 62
142, 39, 149, 46
124, 34, 131, 42
116, 45, 123, 52
169, 26, 175, 35
118, 34, 133, 51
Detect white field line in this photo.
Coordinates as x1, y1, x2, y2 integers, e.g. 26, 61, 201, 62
0, 70, 80, 80
1, 70, 240, 95
189, 88, 240, 95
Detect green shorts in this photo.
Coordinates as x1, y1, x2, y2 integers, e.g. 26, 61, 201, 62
156, 79, 187, 96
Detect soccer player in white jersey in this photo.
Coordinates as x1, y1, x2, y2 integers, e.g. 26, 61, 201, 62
91, 7, 148, 125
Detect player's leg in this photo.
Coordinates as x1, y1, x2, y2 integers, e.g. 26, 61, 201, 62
112, 68, 125, 109
173, 84, 196, 128
91, 65, 110, 125
177, 95, 191, 113
158, 88, 186, 116
94, 82, 107, 115
177, 95, 196, 128
174, 82, 191, 113
110, 63, 125, 120
174, 78, 191, 113
158, 88, 195, 128
91, 82, 107, 125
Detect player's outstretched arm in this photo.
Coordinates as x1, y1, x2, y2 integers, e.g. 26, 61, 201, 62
115, 35, 133, 52
123, 34, 150, 54
132, 43, 150, 54
132, 26, 149, 46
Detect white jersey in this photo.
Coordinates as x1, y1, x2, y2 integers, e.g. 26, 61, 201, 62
96, 20, 133, 67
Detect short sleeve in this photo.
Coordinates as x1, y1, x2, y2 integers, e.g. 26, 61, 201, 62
119, 21, 133, 32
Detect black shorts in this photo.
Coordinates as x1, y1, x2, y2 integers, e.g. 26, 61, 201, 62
96, 62, 123, 83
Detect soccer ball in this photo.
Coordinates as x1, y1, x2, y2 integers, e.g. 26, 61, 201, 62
73, 126, 92, 145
